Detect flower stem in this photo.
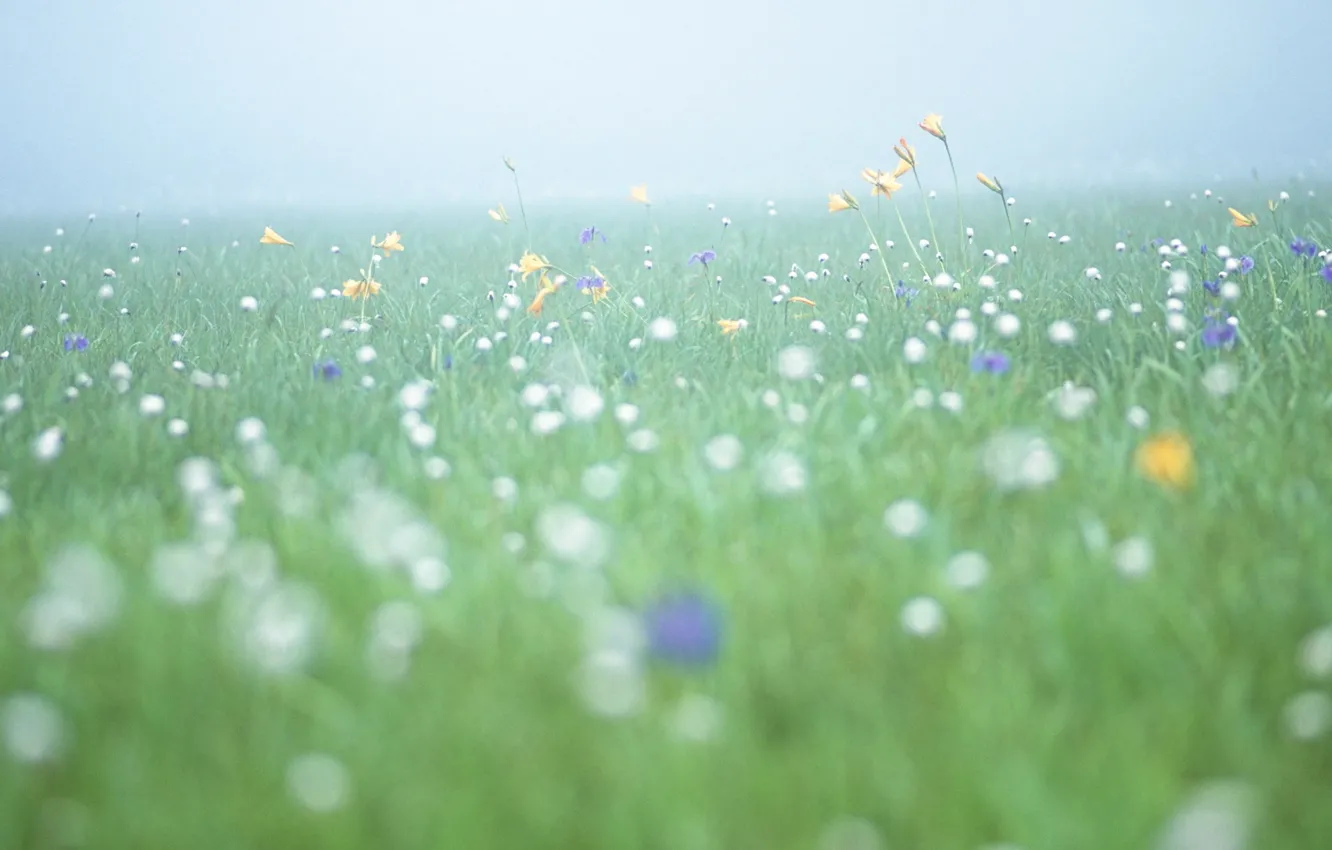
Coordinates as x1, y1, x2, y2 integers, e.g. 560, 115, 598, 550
911, 169, 945, 272
853, 209, 894, 287
943, 139, 965, 264
511, 169, 531, 248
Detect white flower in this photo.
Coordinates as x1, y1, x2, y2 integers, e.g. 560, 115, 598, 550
1048, 320, 1077, 344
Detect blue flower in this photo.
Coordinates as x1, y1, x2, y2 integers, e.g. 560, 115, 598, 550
643, 590, 722, 666
1321, 264, 1332, 285
1199, 243, 1208, 256
63, 334, 88, 352
313, 359, 341, 380
1201, 317, 1236, 349
894, 281, 919, 305
1239, 255, 1254, 274
970, 350, 1011, 374
688, 250, 716, 266
579, 226, 606, 245
1202, 279, 1220, 296
575, 274, 606, 290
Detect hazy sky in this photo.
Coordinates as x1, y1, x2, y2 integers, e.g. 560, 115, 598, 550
3, 0, 1330, 214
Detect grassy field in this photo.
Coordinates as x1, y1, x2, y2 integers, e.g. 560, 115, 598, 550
2, 185, 1331, 849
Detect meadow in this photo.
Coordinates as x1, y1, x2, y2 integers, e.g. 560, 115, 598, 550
2, 159, 1332, 849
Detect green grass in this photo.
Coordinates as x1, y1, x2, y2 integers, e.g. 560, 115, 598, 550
2, 192, 1332, 849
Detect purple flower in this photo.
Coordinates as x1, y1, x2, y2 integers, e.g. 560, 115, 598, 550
313, 359, 341, 380
1291, 237, 1318, 258
1321, 264, 1332, 284
643, 591, 722, 666
1201, 318, 1236, 349
688, 250, 716, 266
579, 226, 606, 245
970, 350, 1011, 374
1202, 279, 1220, 296
894, 281, 919, 305
1239, 255, 1254, 274
63, 334, 88, 352
575, 274, 606, 290
1199, 243, 1208, 256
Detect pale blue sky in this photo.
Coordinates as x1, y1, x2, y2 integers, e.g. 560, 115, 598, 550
2, 0, 1329, 213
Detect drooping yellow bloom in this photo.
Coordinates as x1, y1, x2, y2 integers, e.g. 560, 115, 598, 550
517, 251, 551, 282
488, 204, 510, 223
918, 113, 946, 140
1228, 207, 1258, 228
860, 168, 903, 197
977, 172, 1003, 194
373, 232, 405, 255
584, 266, 611, 304
259, 226, 293, 247
717, 318, 746, 335
828, 191, 857, 213
893, 137, 917, 169
527, 273, 557, 315
892, 159, 912, 179
788, 296, 816, 307
1134, 430, 1195, 491
342, 277, 382, 300
629, 184, 650, 205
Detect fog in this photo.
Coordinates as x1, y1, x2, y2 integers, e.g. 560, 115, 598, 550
3, 0, 1329, 215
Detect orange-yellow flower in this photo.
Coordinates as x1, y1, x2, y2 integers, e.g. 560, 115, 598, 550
820, 191, 852, 213
976, 172, 1003, 194
893, 138, 917, 169
488, 204, 510, 223
342, 278, 381, 300
919, 113, 945, 140
629, 184, 650, 205
1134, 430, 1195, 491
259, 226, 293, 247
717, 318, 747, 335
788, 296, 816, 307
1228, 207, 1258, 228
517, 251, 551, 282
860, 168, 902, 198
583, 266, 611, 304
892, 159, 912, 179
527, 274, 557, 315
373, 232, 404, 255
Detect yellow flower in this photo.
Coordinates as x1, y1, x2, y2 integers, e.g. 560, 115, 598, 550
976, 172, 1003, 194
860, 168, 902, 197
788, 296, 816, 307
892, 158, 912, 179
527, 274, 557, 315
373, 232, 405, 255
488, 204, 510, 223
1228, 207, 1258, 228
1267, 199, 1279, 213
1134, 430, 1195, 491
259, 226, 293, 247
828, 191, 857, 213
342, 277, 381, 300
918, 113, 946, 140
893, 137, 917, 169
717, 318, 746, 335
629, 184, 650, 205
517, 251, 551, 282
584, 266, 611, 304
